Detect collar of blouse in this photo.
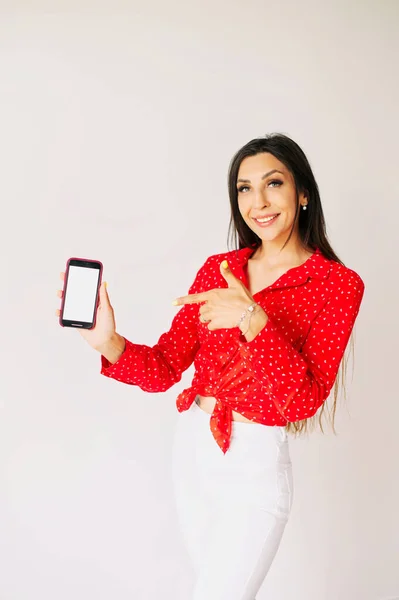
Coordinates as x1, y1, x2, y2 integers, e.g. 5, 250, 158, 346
230, 246, 331, 293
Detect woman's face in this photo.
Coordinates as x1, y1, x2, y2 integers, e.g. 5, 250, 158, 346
236, 152, 307, 245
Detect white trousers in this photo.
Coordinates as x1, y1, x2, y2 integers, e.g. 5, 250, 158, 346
171, 396, 294, 600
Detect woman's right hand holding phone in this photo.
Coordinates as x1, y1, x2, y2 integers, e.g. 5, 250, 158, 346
56, 272, 126, 364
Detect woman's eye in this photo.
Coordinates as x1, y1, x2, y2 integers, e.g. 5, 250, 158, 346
237, 180, 282, 193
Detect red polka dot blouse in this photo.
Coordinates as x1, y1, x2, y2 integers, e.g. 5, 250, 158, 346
100, 246, 365, 454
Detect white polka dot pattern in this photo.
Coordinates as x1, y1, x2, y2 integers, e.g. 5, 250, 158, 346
100, 247, 365, 454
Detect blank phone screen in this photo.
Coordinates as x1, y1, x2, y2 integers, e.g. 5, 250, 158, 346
63, 265, 100, 323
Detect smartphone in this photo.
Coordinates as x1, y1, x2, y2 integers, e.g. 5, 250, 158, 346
59, 258, 103, 329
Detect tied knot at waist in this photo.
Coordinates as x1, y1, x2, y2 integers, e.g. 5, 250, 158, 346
176, 385, 233, 454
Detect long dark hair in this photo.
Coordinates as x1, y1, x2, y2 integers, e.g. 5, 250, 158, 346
226, 133, 353, 436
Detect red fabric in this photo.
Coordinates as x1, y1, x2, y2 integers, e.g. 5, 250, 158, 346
100, 247, 365, 453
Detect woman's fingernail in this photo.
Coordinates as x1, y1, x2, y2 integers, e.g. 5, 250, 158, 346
172, 299, 178, 305
221, 260, 228, 269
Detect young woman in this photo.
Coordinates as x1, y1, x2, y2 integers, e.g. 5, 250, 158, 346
56, 133, 365, 600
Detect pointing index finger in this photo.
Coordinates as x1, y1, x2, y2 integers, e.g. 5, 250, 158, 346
172, 292, 208, 306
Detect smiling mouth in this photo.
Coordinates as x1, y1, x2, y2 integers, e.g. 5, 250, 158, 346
253, 214, 280, 225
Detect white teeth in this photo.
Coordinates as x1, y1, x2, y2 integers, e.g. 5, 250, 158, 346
256, 215, 278, 223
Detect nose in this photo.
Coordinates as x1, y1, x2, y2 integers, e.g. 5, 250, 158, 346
252, 188, 270, 209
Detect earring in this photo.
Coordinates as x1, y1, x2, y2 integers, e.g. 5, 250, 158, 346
302, 204, 307, 211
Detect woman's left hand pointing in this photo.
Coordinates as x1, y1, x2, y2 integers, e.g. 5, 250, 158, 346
172, 260, 259, 331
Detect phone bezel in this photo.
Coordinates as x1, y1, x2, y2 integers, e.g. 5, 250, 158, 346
59, 257, 103, 329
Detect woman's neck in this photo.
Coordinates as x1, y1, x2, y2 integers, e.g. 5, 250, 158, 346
253, 239, 313, 268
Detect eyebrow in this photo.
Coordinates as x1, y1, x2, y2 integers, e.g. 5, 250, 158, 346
237, 169, 285, 184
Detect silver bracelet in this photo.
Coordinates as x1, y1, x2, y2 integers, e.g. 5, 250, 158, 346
236, 302, 259, 330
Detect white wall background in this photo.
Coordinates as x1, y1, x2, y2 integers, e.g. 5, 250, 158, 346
1, 1, 398, 599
